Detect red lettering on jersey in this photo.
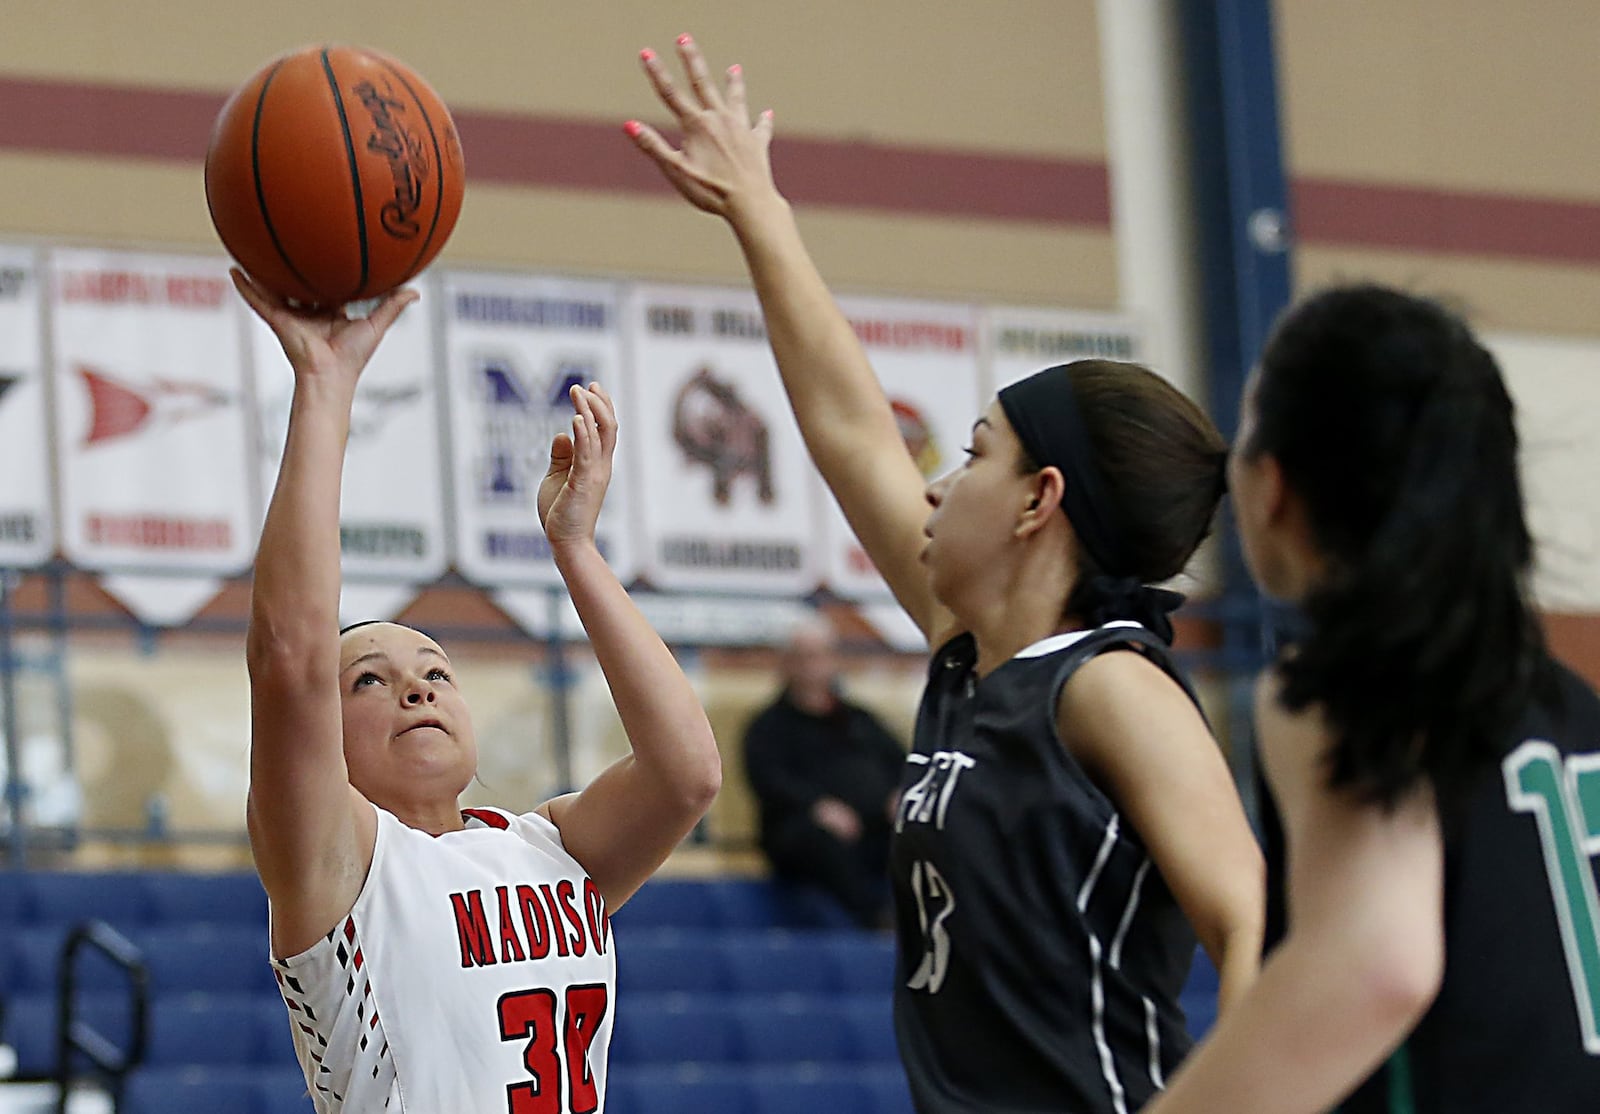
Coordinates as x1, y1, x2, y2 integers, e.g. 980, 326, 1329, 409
450, 889, 497, 968
539, 884, 571, 957
582, 879, 607, 956
557, 880, 586, 958
517, 884, 552, 959
497, 885, 528, 963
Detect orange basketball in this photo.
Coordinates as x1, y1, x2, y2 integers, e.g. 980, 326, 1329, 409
205, 45, 465, 307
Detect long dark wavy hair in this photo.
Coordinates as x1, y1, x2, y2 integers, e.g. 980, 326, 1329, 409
1242, 284, 1554, 810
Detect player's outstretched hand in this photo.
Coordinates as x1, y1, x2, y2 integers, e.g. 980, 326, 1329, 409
626, 33, 779, 220
231, 268, 416, 392
538, 382, 617, 551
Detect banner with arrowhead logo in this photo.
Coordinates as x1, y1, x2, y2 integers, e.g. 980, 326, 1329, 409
49, 249, 255, 585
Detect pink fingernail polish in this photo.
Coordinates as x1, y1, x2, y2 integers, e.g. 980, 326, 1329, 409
729, 64, 742, 76
623, 120, 643, 138
677, 33, 693, 46
640, 48, 655, 62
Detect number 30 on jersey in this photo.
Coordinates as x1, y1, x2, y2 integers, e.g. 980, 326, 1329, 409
497, 983, 609, 1113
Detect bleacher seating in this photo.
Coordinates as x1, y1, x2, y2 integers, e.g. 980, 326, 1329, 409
0, 870, 1222, 1112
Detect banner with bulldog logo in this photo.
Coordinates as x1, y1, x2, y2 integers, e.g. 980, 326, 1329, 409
50, 248, 255, 575
251, 277, 448, 585
0, 247, 53, 568
821, 295, 983, 600
440, 270, 634, 587
625, 283, 819, 595
983, 304, 1144, 394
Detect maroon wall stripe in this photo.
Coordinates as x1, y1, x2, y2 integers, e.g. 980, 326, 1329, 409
1294, 178, 1600, 267
2, 74, 1599, 261
0, 76, 224, 162
0, 74, 1109, 226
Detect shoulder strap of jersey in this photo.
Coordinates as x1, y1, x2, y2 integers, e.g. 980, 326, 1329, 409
1048, 624, 1207, 722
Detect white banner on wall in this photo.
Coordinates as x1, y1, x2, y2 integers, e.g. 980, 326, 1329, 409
819, 295, 982, 599
252, 278, 448, 587
626, 284, 819, 595
0, 247, 54, 568
1486, 331, 1600, 612
984, 305, 1144, 392
441, 271, 635, 587
50, 249, 255, 576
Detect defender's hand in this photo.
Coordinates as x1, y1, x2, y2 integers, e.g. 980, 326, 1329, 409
626, 33, 779, 220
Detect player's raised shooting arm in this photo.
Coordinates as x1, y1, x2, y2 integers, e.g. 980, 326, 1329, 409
238, 272, 412, 956
628, 38, 952, 646
535, 385, 721, 909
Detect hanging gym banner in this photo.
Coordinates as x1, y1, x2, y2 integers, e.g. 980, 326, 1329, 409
820, 295, 982, 600
626, 283, 818, 595
250, 277, 449, 586
441, 270, 634, 588
0, 247, 53, 569
50, 248, 255, 576
983, 305, 1144, 393
1486, 331, 1600, 612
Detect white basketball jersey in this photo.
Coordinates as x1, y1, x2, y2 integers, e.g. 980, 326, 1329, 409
273, 804, 616, 1113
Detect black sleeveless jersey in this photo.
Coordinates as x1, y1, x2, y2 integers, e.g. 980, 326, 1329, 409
1261, 659, 1600, 1113
892, 623, 1201, 1113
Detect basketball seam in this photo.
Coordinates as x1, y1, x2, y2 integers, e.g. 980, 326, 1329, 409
250, 60, 318, 302
376, 58, 448, 283
321, 48, 369, 303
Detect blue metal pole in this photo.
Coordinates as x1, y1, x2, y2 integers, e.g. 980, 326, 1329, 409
1178, 0, 1294, 821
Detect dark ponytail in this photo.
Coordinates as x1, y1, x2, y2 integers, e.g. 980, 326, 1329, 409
1247, 285, 1553, 810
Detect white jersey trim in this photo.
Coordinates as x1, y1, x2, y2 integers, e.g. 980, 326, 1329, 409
1013, 621, 1145, 660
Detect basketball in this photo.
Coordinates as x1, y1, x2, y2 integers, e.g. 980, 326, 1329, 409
204, 45, 466, 308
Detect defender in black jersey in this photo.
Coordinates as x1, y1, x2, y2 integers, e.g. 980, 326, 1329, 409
631, 39, 1266, 1113
894, 625, 1204, 1111
1146, 285, 1600, 1113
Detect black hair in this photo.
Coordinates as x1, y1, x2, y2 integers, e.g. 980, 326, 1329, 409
339, 620, 387, 636
1014, 360, 1228, 621
1245, 284, 1553, 810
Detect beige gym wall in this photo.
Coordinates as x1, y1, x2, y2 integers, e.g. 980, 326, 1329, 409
0, 1, 1118, 306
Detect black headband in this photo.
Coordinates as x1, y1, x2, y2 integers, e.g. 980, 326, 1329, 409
997, 364, 1132, 575
998, 364, 1187, 643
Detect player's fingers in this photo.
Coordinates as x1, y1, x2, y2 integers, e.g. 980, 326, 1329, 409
754, 108, 775, 148
639, 47, 696, 122
570, 386, 599, 459
725, 63, 748, 121
676, 34, 723, 111
229, 268, 278, 321
585, 381, 617, 429
364, 287, 419, 336
586, 382, 619, 456
625, 119, 680, 165
550, 425, 576, 460
626, 123, 725, 210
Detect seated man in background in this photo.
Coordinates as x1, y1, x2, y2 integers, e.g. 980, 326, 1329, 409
743, 616, 907, 929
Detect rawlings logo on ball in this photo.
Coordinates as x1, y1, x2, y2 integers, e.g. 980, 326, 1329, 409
354, 79, 430, 241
